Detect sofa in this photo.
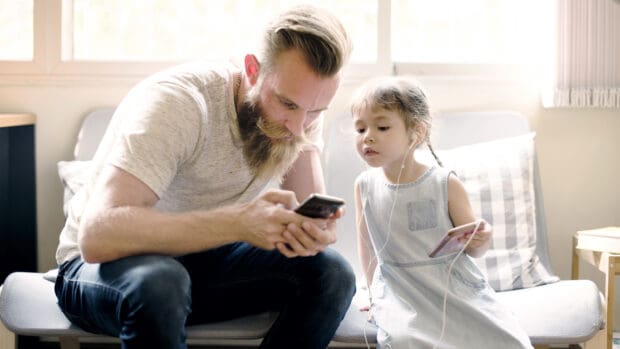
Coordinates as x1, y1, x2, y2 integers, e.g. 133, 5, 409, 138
0, 108, 605, 348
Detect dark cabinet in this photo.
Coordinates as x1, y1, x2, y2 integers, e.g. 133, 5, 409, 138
0, 114, 37, 284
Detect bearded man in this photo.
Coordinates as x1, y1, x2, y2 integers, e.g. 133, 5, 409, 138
53, 5, 355, 349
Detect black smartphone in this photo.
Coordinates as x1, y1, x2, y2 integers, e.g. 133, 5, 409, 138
294, 193, 345, 218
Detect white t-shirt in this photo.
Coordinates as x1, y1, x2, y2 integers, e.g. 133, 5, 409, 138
55, 61, 324, 265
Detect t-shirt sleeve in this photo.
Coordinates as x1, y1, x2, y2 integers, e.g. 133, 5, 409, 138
107, 82, 203, 198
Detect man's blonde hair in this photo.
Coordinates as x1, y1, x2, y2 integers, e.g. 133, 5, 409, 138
260, 5, 352, 77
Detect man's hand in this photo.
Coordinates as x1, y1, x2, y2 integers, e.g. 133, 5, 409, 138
236, 189, 299, 251
237, 189, 343, 258
276, 206, 344, 258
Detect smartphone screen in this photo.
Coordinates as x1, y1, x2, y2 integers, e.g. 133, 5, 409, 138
294, 193, 345, 218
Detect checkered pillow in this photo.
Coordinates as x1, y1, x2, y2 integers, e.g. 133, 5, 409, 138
437, 133, 559, 291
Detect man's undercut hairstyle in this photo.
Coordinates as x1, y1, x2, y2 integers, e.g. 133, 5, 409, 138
261, 5, 352, 77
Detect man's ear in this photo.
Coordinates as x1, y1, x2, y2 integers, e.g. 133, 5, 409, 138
244, 54, 260, 86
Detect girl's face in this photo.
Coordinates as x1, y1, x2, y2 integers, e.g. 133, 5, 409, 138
353, 105, 412, 171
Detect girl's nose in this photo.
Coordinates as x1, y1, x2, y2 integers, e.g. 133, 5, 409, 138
364, 132, 375, 144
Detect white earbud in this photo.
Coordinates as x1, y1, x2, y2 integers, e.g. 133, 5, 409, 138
408, 137, 416, 149
409, 132, 417, 144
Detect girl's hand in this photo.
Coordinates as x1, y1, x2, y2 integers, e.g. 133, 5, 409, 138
359, 303, 374, 321
462, 220, 493, 258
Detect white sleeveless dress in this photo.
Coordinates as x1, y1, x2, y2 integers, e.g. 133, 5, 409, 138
357, 166, 532, 349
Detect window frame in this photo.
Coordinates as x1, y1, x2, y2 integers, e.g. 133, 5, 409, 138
0, 0, 543, 85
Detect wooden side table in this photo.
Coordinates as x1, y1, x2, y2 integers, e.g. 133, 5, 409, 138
572, 227, 620, 349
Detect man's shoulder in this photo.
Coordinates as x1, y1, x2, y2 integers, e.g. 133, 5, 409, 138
123, 62, 231, 104
126, 61, 237, 118
148, 60, 236, 84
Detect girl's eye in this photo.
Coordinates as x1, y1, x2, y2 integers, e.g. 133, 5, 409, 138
378, 126, 390, 131
356, 128, 366, 134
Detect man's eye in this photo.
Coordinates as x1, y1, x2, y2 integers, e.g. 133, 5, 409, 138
283, 101, 297, 110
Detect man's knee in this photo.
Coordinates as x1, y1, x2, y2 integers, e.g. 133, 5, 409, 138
122, 256, 191, 315
312, 249, 357, 302
101, 256, 191, 347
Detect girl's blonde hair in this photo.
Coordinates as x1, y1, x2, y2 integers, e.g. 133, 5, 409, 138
350, 76, 443, 166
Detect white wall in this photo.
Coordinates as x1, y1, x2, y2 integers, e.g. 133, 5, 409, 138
1, 71, 618, 325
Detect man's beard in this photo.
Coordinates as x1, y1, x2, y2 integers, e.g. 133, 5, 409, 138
237, 97, 307, 182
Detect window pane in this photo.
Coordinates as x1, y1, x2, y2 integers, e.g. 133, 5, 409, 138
392, 0, 553, 63
0, 0, 33, 60
71, 0, 375, 63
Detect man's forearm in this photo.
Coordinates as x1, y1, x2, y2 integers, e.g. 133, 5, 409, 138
78, 204, 243, 263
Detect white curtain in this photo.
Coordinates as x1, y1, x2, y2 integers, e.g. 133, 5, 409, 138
547, 0, 620, 108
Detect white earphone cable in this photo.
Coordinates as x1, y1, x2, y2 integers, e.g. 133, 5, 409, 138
361, 142, 414, 348
359, 139, 482, 349
432, 219, 482, 349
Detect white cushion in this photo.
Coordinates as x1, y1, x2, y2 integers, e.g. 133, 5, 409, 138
495, 279, 604, 344
57, 160, 92, 217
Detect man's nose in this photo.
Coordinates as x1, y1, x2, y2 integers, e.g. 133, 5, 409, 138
284, 111, 306, 136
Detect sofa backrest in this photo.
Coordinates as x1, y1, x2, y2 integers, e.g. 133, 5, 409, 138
74, 107, 115, 161
73, 108, 554, 289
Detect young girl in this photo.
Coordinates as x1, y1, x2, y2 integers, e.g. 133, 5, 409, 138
351, 77, 532, 349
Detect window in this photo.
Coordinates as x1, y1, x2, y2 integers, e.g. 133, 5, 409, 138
544, 0, 620, 108
0, 0, 554, 78
392, 0, 552, 64
0, 0, 33, 60
69, 0, 376, 63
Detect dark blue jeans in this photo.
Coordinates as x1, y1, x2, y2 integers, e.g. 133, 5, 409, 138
55, 243, 356, 349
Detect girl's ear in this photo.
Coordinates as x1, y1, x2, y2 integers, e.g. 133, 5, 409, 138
244, 54, 260, 86
411, 124, 428, 146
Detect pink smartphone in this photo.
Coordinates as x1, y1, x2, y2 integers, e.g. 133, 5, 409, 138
428, 221, 480, 258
